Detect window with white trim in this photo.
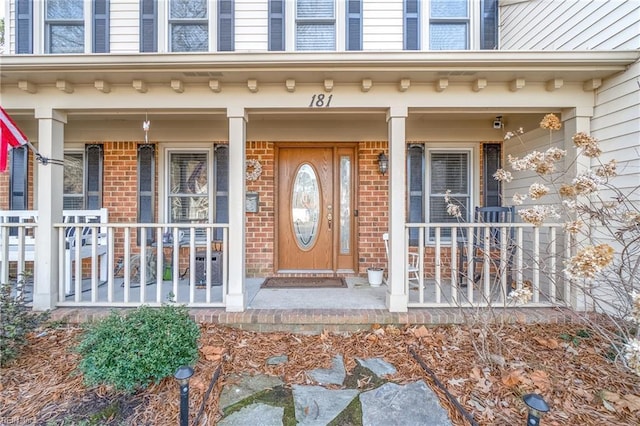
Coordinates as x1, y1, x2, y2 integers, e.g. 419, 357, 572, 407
429, 0, 469, 50
407, 145, 472, 243
44, 0, 109, 54
166, 146, 228, 240
296, 0, 335, 51
45, 0, 85, 53
169, 0, 209, 52
63, 145, 103, 210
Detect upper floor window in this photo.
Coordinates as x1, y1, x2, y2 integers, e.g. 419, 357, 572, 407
296, 0, 335, 51
429, 0, 469, 50
43, 0, 109, 54
45, 0, 85, 53
169, 0, 209, 52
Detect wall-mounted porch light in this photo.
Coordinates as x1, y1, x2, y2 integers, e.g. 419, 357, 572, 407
378, 152, 389, 175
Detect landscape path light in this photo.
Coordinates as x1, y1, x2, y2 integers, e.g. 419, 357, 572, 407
174, 365, 194, 426
523, 393, 549, 426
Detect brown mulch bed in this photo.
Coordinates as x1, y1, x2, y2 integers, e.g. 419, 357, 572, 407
1, 320, 639, 425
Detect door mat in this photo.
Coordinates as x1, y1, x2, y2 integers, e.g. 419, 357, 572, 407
261, 277, 347, 289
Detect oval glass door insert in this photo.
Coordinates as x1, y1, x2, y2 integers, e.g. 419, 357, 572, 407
292, 164, 320, 249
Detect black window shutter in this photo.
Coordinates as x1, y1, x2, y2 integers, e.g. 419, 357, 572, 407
16, 0, 33, 54
483, 143, 502, 206
10, 147, 28, 210
137, 144, 155, 246
93, 0, 110, 53
140, 0, 157, 52
404, 0, 419, 50
268, 0, 284, 51
214, 145, 229, 240
85, 145, 103, 209
218, 0, 234, 51
407, 145, 424, 245
346, 0, 362, 51
480, 0, 498, 50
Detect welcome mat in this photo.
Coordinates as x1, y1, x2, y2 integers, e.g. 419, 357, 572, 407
261, 277, 347, 289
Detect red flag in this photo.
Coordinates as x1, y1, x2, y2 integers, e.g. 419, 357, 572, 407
0, 106, 29, 172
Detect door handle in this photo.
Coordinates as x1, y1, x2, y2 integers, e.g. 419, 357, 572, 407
327, 213, 332, 230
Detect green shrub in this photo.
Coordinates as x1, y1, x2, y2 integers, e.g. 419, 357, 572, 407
76, 304, 200, 392
0, 281, 50, 367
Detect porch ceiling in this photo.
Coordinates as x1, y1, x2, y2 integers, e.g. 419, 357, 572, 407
1, 50, 637, 87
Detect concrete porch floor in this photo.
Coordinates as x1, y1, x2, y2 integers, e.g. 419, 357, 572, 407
45, 276, 577, 333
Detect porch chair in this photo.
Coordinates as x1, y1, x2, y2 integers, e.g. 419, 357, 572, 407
457, 206, 517, 287
382, 232, 421, 287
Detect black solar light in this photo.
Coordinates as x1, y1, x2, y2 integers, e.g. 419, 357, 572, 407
174, 366, 194, 426
523, 393, 549, 425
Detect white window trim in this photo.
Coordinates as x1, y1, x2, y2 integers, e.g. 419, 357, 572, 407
286, 0, 345, 52
159, 144, 215, 224
421, 0, 479, 51
424, 144, 478, 224
35, 0, 93, 54
159, 0, 216, 53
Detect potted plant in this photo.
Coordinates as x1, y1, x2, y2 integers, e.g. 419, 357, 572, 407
367, 267, 384, 287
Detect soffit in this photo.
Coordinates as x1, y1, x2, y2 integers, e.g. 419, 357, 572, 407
0, 50, 637, 86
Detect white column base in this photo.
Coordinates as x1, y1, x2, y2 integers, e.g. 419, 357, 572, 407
386, 291, 408, 312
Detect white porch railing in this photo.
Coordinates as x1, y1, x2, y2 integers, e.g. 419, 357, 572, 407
0, 219, 229, 308
404, 223, 575, 308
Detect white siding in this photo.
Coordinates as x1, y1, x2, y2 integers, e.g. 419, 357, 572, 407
363, 0, 403, 51
500, 0, 640, 50
503, 127, 566, 211
592, 59, 640, 200
235, 0, 268, 51
110, 0, 141, 53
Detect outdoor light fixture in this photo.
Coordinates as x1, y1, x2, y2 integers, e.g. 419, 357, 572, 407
378, 152, 389, 175
174, 365, 194, 426
523, 393, 549, 426
493, 115, 503, 129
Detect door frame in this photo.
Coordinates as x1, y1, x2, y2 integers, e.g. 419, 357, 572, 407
274, 142, 359, 275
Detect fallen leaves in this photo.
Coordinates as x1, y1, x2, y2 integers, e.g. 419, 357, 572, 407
1, 321, 639, 425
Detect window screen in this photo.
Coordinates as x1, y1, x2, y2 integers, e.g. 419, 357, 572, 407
429, 0, 469, 50
63, 145, 103, 210
296, 0, 335, 50
46, 0, 85, 53
169, 0, 208, 52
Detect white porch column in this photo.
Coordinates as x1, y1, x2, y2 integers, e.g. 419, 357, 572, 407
386, 106, 409, 312
32, 108, 66, 311
226, 107, 248, 312
562, 107, 594, 311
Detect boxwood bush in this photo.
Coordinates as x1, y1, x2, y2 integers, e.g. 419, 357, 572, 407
76, 304, 200, 392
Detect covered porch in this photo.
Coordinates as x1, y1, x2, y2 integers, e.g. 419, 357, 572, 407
1, 51, 635, 313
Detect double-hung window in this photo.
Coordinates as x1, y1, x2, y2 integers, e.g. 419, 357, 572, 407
407, 145, 472, 243
45, 0, 85, 53
296, 0, 335, 51
166, 146, 228, 241
429, 0, 469, 50
63, 145, 103, 210
44, 0, 109, 53
169, 0, 209, 52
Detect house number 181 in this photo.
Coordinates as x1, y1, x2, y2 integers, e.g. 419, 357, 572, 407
309, 94, 333, 108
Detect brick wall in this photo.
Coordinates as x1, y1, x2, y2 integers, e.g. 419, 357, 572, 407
357, 142, 389, 274
245, 141, 275, 276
